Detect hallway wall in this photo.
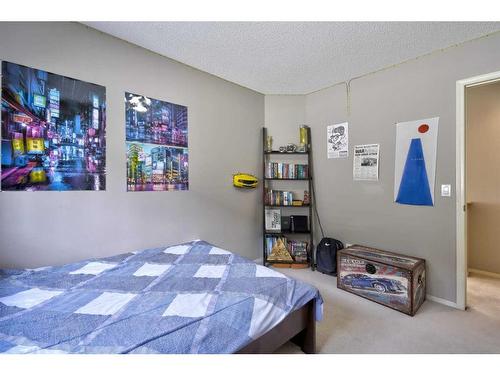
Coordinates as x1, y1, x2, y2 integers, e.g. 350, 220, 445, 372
466, 81, 500, 275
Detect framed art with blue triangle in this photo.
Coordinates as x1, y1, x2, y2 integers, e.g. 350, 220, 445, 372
394, 117, 439, 206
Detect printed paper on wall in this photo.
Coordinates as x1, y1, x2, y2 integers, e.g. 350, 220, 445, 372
125, 92, 188, 191
327, 122, 349, 159
1, 61, 106, 191
394, 117, 439, 206
353, 144, 379, 181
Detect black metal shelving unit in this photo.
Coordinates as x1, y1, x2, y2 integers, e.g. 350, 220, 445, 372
262, 126, 315, 270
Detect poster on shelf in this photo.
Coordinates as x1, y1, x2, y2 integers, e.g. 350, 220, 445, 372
394, 117, 439, 206
125, 92, 188, 191
1, 61, 106, 191
327, 122, 349, 159
353, 144, 379, 181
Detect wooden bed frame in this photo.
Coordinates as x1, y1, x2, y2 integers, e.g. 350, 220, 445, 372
236, 299, 316, 354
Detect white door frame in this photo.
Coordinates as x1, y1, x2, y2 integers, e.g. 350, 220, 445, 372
456, 70, 500, 310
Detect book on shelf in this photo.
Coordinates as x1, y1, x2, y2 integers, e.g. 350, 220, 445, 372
265, 188, 309, 206
265, 162, 309, 179
281, 216, 290, 231
265, 235, 309, 262
264, 208, 281, 231
265, 188, 293, 206
289, 240, 309, 262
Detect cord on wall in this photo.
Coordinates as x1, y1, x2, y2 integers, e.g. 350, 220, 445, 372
310, 29, 500, 97
346, 80, 352, 116
320, 30, 500, 120
311, 170, 325, 239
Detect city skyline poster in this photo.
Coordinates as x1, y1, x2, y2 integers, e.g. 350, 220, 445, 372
125, 92, 188, 191
1, 61, 106, 191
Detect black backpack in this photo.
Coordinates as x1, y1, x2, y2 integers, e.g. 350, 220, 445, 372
316, 237, 344, 276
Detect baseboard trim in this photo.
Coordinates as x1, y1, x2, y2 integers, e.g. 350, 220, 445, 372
468, 268, 500, 279
426, 294, 459, 309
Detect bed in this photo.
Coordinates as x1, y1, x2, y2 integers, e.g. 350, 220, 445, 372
0, 240, 322, 354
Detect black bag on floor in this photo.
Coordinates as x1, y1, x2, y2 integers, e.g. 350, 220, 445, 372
316, 237, 344, 276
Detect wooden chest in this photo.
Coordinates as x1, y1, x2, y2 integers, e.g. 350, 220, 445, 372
337, 245, 426, 316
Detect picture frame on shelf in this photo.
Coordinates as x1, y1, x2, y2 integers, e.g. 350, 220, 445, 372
265, 208, 281, 232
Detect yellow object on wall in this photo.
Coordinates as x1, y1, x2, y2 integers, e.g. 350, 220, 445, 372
233, 173, 258, 189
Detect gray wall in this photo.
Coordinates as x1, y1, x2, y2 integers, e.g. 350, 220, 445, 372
267, 31, 500, 303
264, 95, 306, 148
0, 22, 264, 268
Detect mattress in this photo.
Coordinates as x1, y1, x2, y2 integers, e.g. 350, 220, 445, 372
0, 240, 322, 354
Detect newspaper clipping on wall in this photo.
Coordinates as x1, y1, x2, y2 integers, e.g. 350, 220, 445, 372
353, 144, 379, 181
327, 122, 349, 158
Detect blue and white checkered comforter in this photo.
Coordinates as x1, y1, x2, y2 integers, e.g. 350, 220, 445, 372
0, 240, 322, 354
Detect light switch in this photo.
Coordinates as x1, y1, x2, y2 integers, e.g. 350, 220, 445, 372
441, 184, 451, 197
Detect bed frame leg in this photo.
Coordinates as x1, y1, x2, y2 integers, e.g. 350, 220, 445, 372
291, 300, 316, 354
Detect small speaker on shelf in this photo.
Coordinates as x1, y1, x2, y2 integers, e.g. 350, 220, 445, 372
290, 215, 308, 233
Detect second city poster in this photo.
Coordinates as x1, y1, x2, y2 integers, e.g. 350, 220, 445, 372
125, 92, 188, 191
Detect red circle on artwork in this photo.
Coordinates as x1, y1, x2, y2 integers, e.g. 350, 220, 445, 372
418, 124, 429, 133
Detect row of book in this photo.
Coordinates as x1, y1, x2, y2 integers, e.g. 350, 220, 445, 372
287, 240, 308, 262
264, 189, 295, 206
265, 162, 309, 179
264, 236, 309, 262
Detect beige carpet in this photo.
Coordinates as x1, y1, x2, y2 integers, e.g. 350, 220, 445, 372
274, 268, 500, 353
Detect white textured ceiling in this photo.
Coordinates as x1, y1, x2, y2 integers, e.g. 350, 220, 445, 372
84, 22, 500, 94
